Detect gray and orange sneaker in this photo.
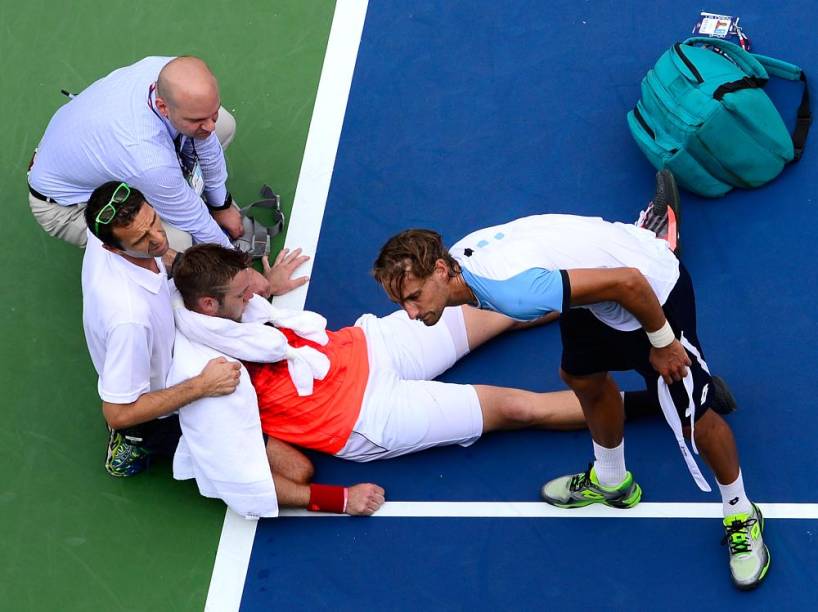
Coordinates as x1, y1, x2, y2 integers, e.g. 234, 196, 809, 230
636, 169, 681, 255
722, 503, 771, 590
540, 464, 642, 509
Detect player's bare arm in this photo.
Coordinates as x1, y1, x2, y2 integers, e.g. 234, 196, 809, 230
102, 357, 240, 430
566, 268, 690, 383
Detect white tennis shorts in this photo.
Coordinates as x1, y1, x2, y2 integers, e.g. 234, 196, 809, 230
336, 307, 483, 461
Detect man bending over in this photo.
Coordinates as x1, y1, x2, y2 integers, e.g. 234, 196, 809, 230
371, 170, 767, 590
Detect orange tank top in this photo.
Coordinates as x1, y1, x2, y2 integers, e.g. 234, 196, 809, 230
244, 326, 369, 454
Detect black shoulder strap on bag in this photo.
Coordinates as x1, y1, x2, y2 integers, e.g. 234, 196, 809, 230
752, 53, 812, 161
792, 72, 811, 161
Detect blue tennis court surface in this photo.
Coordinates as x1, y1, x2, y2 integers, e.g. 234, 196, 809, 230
244, 518, 818, 611
242, 1, 818, 608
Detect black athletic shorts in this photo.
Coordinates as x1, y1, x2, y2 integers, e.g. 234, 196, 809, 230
559, 264, 712, 422
119, 415, 182, 456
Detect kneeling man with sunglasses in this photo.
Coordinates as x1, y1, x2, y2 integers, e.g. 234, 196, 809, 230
81, 181, 304, 478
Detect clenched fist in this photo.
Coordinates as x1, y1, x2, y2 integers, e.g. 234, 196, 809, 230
198, 356, 241, 396
345, 483, 386, 516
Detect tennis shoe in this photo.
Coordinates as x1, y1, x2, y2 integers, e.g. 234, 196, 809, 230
541, 464, 642, 509
636, 169, 681, 255
105, 427, 149, 477
722, 503, 770, 590
709, 376, 738, 416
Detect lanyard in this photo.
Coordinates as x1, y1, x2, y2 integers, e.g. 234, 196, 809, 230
147, 84, 199, 175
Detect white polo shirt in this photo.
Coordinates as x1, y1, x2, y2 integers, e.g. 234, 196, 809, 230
81, 231, 175, 403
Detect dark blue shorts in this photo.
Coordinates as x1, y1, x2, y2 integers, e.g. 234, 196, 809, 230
559, 264, 713, 422
119, 414, 181, 456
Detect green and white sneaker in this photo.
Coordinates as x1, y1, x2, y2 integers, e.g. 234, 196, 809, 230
722, 503, 770, 590
540, 464, 642, 509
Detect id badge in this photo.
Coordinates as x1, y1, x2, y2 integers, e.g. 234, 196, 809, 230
692, 12, 751, 50
187, 160, 205, 196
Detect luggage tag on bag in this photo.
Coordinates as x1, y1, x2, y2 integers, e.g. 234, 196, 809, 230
692, 12, 751, 51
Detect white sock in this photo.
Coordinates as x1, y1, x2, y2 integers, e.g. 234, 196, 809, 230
592, 439, 626, 487
718, 470, 752, 516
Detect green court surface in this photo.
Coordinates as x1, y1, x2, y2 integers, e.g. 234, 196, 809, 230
0, 1, 334, 609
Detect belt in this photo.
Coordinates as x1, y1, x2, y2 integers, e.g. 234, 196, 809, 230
28, 185, 58, 204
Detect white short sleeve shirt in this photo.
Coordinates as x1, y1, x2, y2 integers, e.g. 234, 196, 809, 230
451, 214, 680, 331
81, 231, 175, 403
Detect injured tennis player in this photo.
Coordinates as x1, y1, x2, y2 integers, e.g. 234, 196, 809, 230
167, 243, 692, 520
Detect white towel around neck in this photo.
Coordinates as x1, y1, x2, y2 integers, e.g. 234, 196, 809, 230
171, 291, 330, 396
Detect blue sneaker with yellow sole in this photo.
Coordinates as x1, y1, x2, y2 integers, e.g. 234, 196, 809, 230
105, 427, 149, 477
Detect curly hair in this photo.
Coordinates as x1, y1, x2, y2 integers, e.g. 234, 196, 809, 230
372, 229, 460, 302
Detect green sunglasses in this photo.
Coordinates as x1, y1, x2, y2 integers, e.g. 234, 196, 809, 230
94, 182, 131, 235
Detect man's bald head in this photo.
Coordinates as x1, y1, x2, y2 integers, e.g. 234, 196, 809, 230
155, 56, 221, 140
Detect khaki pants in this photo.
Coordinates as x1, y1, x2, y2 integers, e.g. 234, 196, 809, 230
28, 106, 237, 249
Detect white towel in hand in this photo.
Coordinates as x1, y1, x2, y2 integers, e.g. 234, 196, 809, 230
655, 332, 712, 493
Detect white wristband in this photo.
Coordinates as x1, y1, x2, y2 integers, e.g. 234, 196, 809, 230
646, 320, 675, 348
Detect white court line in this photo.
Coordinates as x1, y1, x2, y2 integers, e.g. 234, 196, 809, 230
205, 0, 368, 612
280, 502, 818, 520
204, 1, 369, 611
273, 0, 369, 312
203, 510, 256, 612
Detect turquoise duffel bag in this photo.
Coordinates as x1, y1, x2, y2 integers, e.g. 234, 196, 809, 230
627, 37, 811, 197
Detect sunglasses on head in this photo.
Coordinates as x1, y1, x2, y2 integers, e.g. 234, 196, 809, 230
94, 182, 131, 235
